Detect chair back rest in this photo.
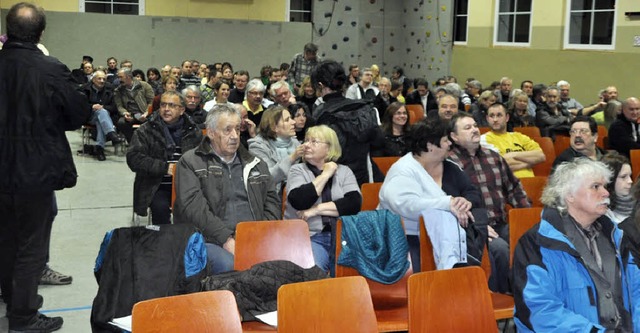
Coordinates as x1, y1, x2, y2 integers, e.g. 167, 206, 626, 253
520, 176, 547, 207
334, 218, 412, 308
277, 276, 378, 333
360, 182, 383, 211
372, 156, 400, 176
408, 267, 498, 333
531, 136, 555, 177
234, 220, 315, 271
597, 125, 608, 149
508, 207, 543, 266
553, 135, 571, 157
514, 126, 541, 138
630, 149, 640, 181
405, 104, 425, 125
132, 290, 242, 333
479, 126, 491, 134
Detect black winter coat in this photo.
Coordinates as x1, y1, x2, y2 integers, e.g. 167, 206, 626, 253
126, 114, 203, 215
0, 41, 90, 193
80, 82, 119, 123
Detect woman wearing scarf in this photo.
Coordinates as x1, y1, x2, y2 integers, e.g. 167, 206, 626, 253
284, 125, 362, 273
248, 105, 304, 196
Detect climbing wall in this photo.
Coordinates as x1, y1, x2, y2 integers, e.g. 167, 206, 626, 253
311, 0, 453, 85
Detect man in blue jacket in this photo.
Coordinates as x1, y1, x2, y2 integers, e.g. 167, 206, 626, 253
513, 158, 639, 332
0, 3, 89, 332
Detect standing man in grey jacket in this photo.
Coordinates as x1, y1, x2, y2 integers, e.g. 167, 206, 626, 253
174, 104, 280, 274
0, 3, 89, 332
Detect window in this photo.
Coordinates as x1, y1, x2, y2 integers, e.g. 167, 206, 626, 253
494, 0, 532, 46
80, 0, 144, 15
564, 0, 616, 50
289, 0, 312, 23
453, 0, 469, 44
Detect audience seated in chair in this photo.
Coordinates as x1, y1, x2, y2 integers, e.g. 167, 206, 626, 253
174, 104, 280, 274
126, 91, 203, 225
284, 125, 362, 273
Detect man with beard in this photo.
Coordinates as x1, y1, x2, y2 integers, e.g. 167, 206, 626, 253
535, 86, 572, 138
481, 103, 545, 178
552, 116, 605, 172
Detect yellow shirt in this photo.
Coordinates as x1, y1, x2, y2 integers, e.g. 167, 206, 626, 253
480, 131, 541, 178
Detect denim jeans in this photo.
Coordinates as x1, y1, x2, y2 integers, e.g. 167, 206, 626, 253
205, 243, 234, 275
88, 108, 116, 147
311, 231, 334, 274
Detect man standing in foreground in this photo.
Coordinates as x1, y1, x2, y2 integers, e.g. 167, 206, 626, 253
0, 3, 89, 332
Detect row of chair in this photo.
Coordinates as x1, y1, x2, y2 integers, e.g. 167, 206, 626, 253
133, 266, 500, 333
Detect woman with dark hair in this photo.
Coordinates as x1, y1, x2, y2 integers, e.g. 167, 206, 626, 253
378, 119, 482, 271
151, 75, 178, 112
203, 80, 233, 111
288, 103, 313, 142
602, 152, 635, 223
146, 67, 162, 96
373, 102, 409, 157
131, 69, 146, 82
248, 105, 304, 194
311, 59, 384, 185
221, 62, 234, 88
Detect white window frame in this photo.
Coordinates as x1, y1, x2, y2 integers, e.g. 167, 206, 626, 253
79, 0, 145, 15
563, 0, 616, 51
454, 0, 469, 45
493, 0, 533, 47
287, 0, 313, 23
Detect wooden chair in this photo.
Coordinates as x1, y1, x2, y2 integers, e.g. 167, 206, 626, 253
360, 182, 383, 211
335, 218, 411, 332
508, 207, 543, 266
171, 165, 178, 209
277, 276, 378, 333
531, 136, 555, 177
520, 176, 547, 207
631, 149, 640, 181
372, 156, 399, 176
408, 267, 499, 333
597, 125, 608, 149
405, 104, 424, 125
418, 218, 514, 321
553, 135, 571, 157
479, 126, 491, 134
514, 126, 541, 138
131, 290, 242, 333
234, 220, 315, 271
234, 220, 315, 332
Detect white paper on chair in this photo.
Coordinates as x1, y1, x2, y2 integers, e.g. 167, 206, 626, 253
109, 315, 132, 332
255, 311, 278, 327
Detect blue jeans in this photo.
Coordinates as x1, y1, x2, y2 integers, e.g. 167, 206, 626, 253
311, 231, 333, 274
205, 243, 234, 275
88, 108, 116, 147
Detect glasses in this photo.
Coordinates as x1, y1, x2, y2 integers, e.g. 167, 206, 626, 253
160, 102, 181, 109
569, 128, 592, 135
248, 91, 263, 97
304, 139, 328, 146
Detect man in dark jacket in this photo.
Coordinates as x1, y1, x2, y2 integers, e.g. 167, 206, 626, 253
608, 97, 640, 158
0, 3, 90, 332
81, 69, 124, 161
405, 78, 437, 116
126, 91, 203, 225
174, 104, 280, 274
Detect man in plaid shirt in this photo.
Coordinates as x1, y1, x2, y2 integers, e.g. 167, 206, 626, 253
288, 43, 320, 92
449, 112, 531, 293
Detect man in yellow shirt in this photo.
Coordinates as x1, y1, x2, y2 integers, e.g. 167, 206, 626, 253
481, 103, 545, 178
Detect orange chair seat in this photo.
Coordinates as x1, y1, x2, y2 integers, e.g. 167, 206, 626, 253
241, 321, 276, 332
376, 307, 409, 332
492, 292, 515, 320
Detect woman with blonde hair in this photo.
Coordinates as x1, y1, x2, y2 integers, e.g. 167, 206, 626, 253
284, 125, 362, 272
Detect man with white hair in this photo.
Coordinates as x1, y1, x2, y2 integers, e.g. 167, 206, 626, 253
557, 80, 583, 116
512, 158, 639, 332
270, 80, 295, 108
